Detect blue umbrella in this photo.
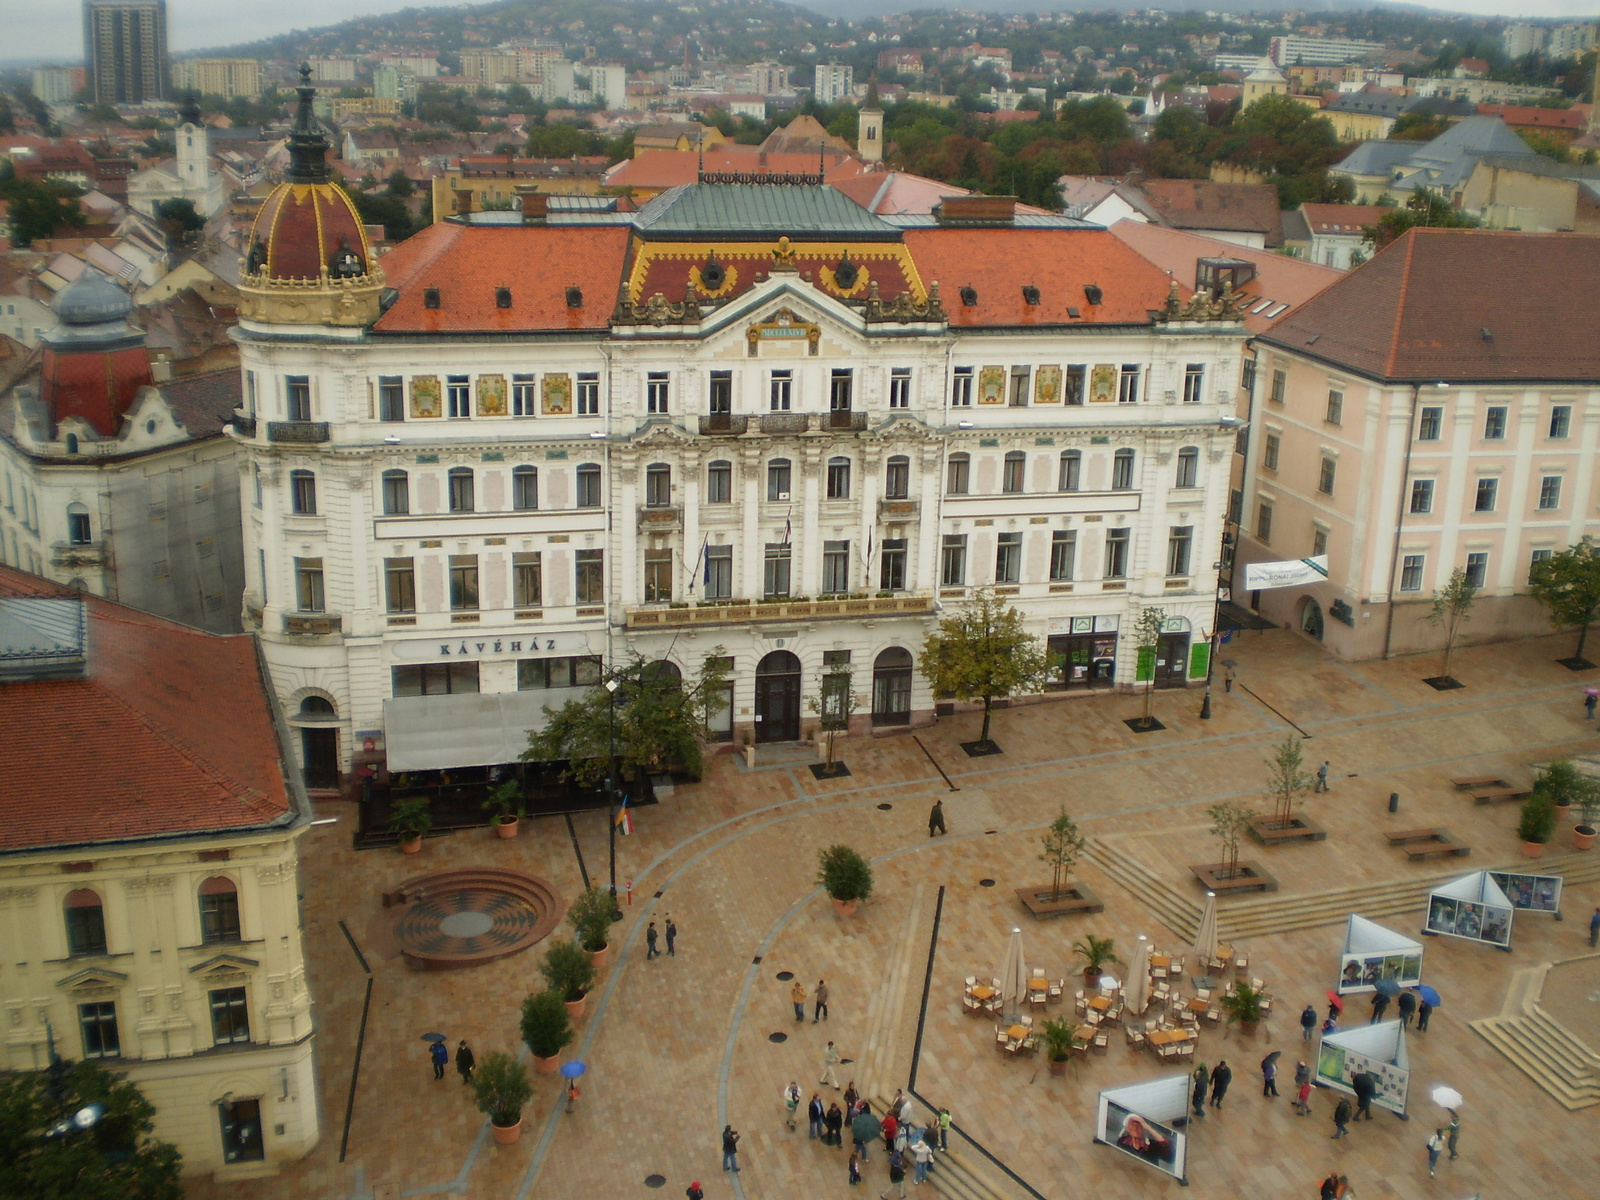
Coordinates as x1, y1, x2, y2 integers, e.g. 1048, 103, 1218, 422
420, 1032, 447, 1043
560, 1060, 587, 1079
1417, 985, 1442, 1007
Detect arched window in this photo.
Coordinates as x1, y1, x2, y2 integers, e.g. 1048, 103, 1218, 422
872, 646, 913, 726
64, 889, 107, 956
642, 659, 683, 690
65, 433, 79, 454
66, 502, 91, 545
767, 458, 792, 501
448, 467, 475, 513
1002, 451, 1025, 494
290, 470, 317, 515
1175, 446, 1199, 489
381, 469, 409, 515
1112, 449, 1136, 491
645, 463, 672, 508
1058, 450, 1081, 492
299, 695, 336, 718
576, 463, 602, 508
826, 456, 851, 500
885, 455, 910, 499
513, 465, 538, 511
199, 876, 241, 944
706, 460, 732, 504
946, 453, 970, 494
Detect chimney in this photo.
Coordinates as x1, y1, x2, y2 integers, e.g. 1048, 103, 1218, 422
516, 186, 548, 223
933, 195, 1017, 225
453, 188, 474, 216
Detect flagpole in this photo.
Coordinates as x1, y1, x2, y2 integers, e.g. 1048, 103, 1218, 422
604, 674, 619, 898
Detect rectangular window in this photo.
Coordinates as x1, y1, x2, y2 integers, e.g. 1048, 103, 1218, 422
1409, 479, 1434, 514
1483, 405, 1506, 439
995, 531, 1022, 583
823, 540, 851, 594
1529, 548, 1553, 581
1111, 450, 1135, 491
767, 370, 790, 412
951, 366, 973, 407
1009, 367, 1031, 407
392, 662, 480, 695
1256, 503, 1273, 543
1167, 525, 1193, 577
827, 458, 850, 499
286, 375, 311, 421
379, 375, 405, 421
513, 467, 538, 511
291, 471, 317, 514
1400, 554, 1424, 592
1418, 406, 1442, 440
710, 370, 733, 414
1117, 364, 1140, 404
295, 558, 325, 612
66, 903, 107, 956
704, 545, 732, 599
1263, 433, 1280, 471
79, 1001, 120, 1059
1228, 488, 1244, 525
210, 987, 251, 1045
1312, 528, 1328, 558
1002, 453, 1025, 494
941, 535, 967, 586
947, 455, 970, 494
707, 461, 731, 504
1241, 358, 1257, 396
577, 464, 602, 508
1464, 551, 1488, 588
1050, 530, 1076, 581
67, 510, 91, 545
645, 464, 671, 508
1104, 527, 1129, 578
1058, 452, 1080, 492
516, 656, 602, 689
449, 555, 479, 610
1474, 478, 1498, 512
1269, 368, 1286, 404
767, 459, 791, 501
763, 543, 791, 598
644, 547, 672, 602
1318, 457, 1336, 496
576, 372, 600, 416
513, 552, 542, 608
880, 539, 907, 591
512, 374, 537, 417
890, 367, 912, 409
1183, 364, 1205, 404
449, 470, 475, 513
446, 375, 470, 419
1325, 389, 1343, 425
385, 557, 416, 613
199, 888, 240, 943
830, 369, 853, 411
1550, 405, 1571, 439
646, 372, 670, 414
245, 370, 257, 414
885, 457, 910, 499
382, 472, 409, 514
1065, 364, 1086, 405
575, 549, 603, 604
1539, 476, 1562, 510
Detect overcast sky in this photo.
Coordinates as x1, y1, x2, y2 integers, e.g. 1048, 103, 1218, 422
2, 0, 1595, 63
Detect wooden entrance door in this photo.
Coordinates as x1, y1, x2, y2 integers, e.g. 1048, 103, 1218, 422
754, 651, 801, 742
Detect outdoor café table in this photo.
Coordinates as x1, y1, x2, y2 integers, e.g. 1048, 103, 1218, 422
1187, 998, 1209, 1015
1148, 1028, 1194, 1047
1150, 955, 1171, 970
1006, 1024, 1029, 1042
1087, 996, 1111, 1012
1028, 979, 1049, 994
971, 985, 996, 1001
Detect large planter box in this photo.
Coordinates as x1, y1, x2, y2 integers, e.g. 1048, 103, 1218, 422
1246, 815, 1327, 844
1189, 861, 1279, 894
1015, 882, 1105, 918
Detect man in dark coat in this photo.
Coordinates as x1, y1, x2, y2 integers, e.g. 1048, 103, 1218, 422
1369, 992, 1390, 1024
1191, 1063, 1208, 1118
1331, 1097, 1352, 1138
825, 1101, 844, 1147
928, 799, 947, 837
1301, 1003, 1318, 1041
1352, 1072, 1377, 1121
1417, 997, 1432, 1031
1208, 1059, 1232, 1108
455, 1039, 475, 1084
1397, 990, 1417, 1028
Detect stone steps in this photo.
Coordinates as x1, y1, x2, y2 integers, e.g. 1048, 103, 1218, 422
1082, 841, 1200, 942
868, 1096, 1011, 1200
1470, 960, 1600, 1110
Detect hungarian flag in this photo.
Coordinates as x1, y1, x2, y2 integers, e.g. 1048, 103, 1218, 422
615, 795, 633, 836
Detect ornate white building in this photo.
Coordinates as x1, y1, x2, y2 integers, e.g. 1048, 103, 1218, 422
230, 74, 1247, 790
128, 97, 228, 221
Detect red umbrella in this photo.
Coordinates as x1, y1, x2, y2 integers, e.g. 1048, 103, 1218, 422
1325, 991, 1344, 1012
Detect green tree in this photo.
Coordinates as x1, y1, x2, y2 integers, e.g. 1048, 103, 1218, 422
1039, 807, 1086, 901
526, 122, 586, 158
347, 189, 414, 242
806, 662, 858, 775
386, 168, 415, 197
0, 178, 84, 247
1206, 799, 1256, 880
1132, 606, 1166, 729
525, 652, 733, 788
919, 587, 1049, 749
1263, 735, 1312, 829
1364, 188, 1479, 251
154, 197, 203, 246
1528, 536, 1600, 663
1425, 567, 1477, 680
0, 1058, 183, 1200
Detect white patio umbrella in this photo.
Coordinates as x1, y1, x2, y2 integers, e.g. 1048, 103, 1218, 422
1125, 936, 1152, 1016
1193, 891, 1219, 971
999, 927, 1028, 1020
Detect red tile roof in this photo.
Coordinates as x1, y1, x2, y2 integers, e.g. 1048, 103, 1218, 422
903, 227, 1180, 327
374, 223, 632, 334
0, 568, 295, 853
604, 148, 864, 192
1477, 104, 1586, 132
1258, 228, 1600, 383
1138, 180, 1285, 246
1300, 203, 1393, 235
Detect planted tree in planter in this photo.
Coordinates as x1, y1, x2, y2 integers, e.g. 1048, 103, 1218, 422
568, 886, 621, 963
1207, 799, 1257, 880
482, 779, 525, 837
817, 845, 874, 914
1218, 981, 1267, 1032
1072, 934, 1119, 982
1424, 568, 1477, 682
1041, 1017, 1076, 1075
472, 1051, 533, 1142
1575, 786, 1600, 851
1039, 808, 1087, 903
1262, 735, 1313, 830
1533, 759, 1596, 814
919, 587, 1049, 751
1528, 536, 1600, 667
807, 663, 858, 777
388, 797, 432, 851
1132, 606, 1167, 729
540, 938, 597, 1012
1517, 793, 1556, 856
520, 989, 573, 1072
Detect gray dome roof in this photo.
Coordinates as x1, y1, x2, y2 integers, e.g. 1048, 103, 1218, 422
55, 270, 133, 326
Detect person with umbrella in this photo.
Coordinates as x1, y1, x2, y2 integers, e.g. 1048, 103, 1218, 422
1416, 985, 1439, 1032
1261, 1050, 1280, 1097
1396, 989, 1417, 1028
1369, 989, 1391, 1024
428, 1037, 448, 1081
1446, 1108, 1461, 1160
1352, 1071, 1377, 1121
851, 1102, 881, 1162
561, 1059, 585, 1114
1301, 1002, 1318, 1041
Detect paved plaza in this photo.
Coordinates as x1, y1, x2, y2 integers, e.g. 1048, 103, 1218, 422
190, 628, 1600, 1200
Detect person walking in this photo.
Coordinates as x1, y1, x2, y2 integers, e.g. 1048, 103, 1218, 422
665, 916, 678, 957
1224, 663, 1236, 693
1352, 1072, 1376, 1121
1416, 996, 1432, 1032
1314, 761, 1331, 793
429, 1039, 448, 1081
1297, 1078, 1313, 1116
821, 1041, 841, 1089
722, 1125, 741, 1172
1209, 1059, 1232, 1109
1331, 1097, 1352, 1139
843, 1082, 859, 1113
1301, 1003, 1318, 1041
1426, 1128, 1445, 1177
928, 799, 947, 837
566, 1080, 580, 1113
1369, 992, 1389, 1024
814, 979, 830, 1022
784, 1081, 801, 1131
883, 1150, 907, 1200
937, 1107, 951, 1151
1261, 1053, 1279, 1097
1590, 905, 1600, 948
1447, 1111, 1460, 1160
646, 921, 660, 960
1397, 990, 1417, 1028
455, 1039, 475, 1085
848, 1153, 861, 1186
792, 978, 808, 1021
685, 1183, 704, 1200
1191, 1062, 1209, 1119
1585, 691, 1596, 720
809, 1092, 825, 1140
826, 1101, 844, 1147
912, 1136, 933, 1184
1320, 1171, 1341, 1200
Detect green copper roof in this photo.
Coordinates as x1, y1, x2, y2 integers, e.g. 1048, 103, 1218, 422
634, 183, 899, 239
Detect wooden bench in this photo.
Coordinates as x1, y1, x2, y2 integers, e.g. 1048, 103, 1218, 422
1470, 786, 1530, 805
1383, 828, 1470, 860
1452, 775, 1510, 790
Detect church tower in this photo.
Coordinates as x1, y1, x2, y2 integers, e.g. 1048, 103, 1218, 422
858, 78, 883, 166
176, 93, 208, 196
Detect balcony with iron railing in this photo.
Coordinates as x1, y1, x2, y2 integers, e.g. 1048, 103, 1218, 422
625, 591, 934, 629
268, 421, 331, 444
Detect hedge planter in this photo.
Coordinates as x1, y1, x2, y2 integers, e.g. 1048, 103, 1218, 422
1048, 1057, 1068, 1076
491, 1119, 522, 1145
589, 944, 609, 970
564, 993, 587, 1020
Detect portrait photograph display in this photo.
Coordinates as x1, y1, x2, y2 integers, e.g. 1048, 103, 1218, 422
1095, 1075, 1191, 1183
1336, 915, 1424, 995
1424, 871, 1515, 948
1488, 871, 1563, 914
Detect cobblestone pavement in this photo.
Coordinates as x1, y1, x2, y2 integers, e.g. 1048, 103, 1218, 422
187, 629, 1600, 1200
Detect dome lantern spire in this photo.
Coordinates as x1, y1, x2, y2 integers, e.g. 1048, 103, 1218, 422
286, 63, 331, 184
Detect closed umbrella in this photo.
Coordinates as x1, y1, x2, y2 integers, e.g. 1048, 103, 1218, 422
1125, 938, 1152, 1016
999, 927, 1028, 1020
1193, 892, 1219, 969
1417, 985, 1442, 1007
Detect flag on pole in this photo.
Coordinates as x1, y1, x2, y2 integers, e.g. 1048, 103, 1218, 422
783, 506, 792, 546
615, 795, 633, 836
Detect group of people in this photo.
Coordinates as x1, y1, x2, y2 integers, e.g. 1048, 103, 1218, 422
426, 1038, 475, 1084
645, 915, 679, 959
791, 977, 830, 1022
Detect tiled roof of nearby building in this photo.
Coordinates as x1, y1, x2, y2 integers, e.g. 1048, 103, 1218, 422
0, 568, 295, 853
1477, 104, 1586, 132
759, 115, 855, 156
1257, 228, 1600, 383
1136, 179, 1285, 246
634, 182, 896, 236
830, 170, 969, 216
1333, 138, 1418, 176
1324, 91, 1410, 118
602, 148, 864, 192
159, 368, 244, 438
1300, 203, 1393, 235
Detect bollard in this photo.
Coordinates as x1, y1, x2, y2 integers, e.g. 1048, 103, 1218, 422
1389, 793, 1399, 814
625, 879, 633, 906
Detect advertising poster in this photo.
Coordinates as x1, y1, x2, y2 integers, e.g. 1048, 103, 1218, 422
1096, 1097, 1187, 1182
1488, 871, 1563, 914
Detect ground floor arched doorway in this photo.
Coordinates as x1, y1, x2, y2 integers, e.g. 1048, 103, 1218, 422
754, 650, 801, 742
1299, 598, 1325, 642
872, 646, 913, 726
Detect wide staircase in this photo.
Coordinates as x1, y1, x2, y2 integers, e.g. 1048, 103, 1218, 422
1471, 961, 1600, 1110
868, 1095, 1014, 1200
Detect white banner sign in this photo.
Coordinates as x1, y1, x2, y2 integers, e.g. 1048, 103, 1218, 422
1243, 555, 1328, 592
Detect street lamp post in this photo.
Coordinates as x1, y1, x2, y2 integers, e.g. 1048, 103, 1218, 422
605, 676, 619, 900
1202, 416, 1244, 721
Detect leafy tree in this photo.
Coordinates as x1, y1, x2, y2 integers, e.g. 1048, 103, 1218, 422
154, 197, 203, 246
0, 1058, 183, 1200
1425, 567, 1477, 680
347, 189, 414, 242
1364, 188, 1479, 251
385, 168, 415, 197
1206, 799, 1256, 880
806, 662, 858, 776
0, 178, 84, 246
526, 122, 587, 158
1519, 130, 1570, 162
920, 587, 1049, 749
1263, 735, 1312, 829
1039, 807, 1086, 901
1132, 606, 1166, 729
1390, 110, 1448, 141
1528, 536, 1600, 663
525, 651, 732, 788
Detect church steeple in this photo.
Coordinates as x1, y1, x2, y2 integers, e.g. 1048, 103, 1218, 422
285, 63, 332, 185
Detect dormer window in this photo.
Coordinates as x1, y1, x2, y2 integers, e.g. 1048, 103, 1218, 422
565, 287, 583, 308
833, 253, 858, 290
495, 287, 512, 309
1084, 284, 1103, 306
423, 288, 441, 309
1022, 285, 1040, 305
959, 286, 978, 307
328, 240, 364, 279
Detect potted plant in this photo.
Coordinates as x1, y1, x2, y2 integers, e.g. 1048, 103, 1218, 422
1218, 981, 1267, 1034
483, 779, 525, 839
1518, 793, 1556, 858
1072, 934, 1120, 984
817, 845, 874, 916
1041, 1017, 1076, 1076
388, 797, 432, 854
540, 938, 597, 1019
472, 1051, 532, 1144
1575, 785, 1600, 852
1534, 759, 1585, 819
520, 989, 573, 1074
568, 886, 620, 969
